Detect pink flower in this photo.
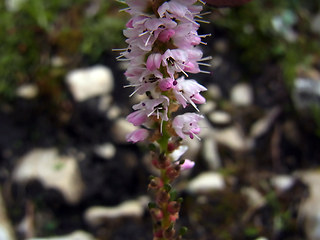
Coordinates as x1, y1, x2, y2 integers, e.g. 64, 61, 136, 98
173, 76, 207, 110
172, 113, 204, 139
126, 129, 149, 143
158, 78, 174, 91
126, 110, 148, 126
146, 53, 162, 71
158, 29, 176, 42
180, 159, 195, 170
162, 49, 188, 76
127, 95, 170, 126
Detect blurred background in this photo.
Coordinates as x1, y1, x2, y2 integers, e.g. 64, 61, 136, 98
1, 0, 320, 239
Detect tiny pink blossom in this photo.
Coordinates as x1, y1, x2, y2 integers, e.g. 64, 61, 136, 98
180, 159, 195, 171
158, 78, 174, 91
126, 129, 149, 143
158, 29, 176, 42
172, 113, 204, 139
173, 76, 207, 110
191, 93, 206, 104
146, 53, 162, 71
126, 110, 148, 126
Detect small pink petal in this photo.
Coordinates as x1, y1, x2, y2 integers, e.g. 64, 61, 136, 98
180, 159, 195, 171
126, 129, 149, 143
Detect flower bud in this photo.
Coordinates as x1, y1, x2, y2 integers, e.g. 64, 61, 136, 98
167, 201, 181, 214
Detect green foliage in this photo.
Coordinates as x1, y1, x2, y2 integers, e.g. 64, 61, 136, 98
0, 0, 127, 101
214, 0, 320, 86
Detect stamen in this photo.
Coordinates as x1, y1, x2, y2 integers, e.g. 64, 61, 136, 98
189, 99, 200, 112
200, 41, 207, 45
145, 32, 153, 46
198, 62, 211, 67
199, 11, 212, 16
176, 64, 189, 77
119, 7, 130, 12
139, 31, 149, 37
112, 48, 128, 51
129, 86, 142, 97
160, 120, 163, 134
191, 131, 201, 141
196, 19, 210, 24
184, 15, 200, 26
199, 70, 211, 74
117, 59, 131, 62
124, 84, 141, 88
199, 56, 213, 61
198, 34, 212, 38
148, 108, 157, 117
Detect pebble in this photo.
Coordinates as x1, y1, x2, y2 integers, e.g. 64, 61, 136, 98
98, 95, 112, 112
13, 148, 84, 204
106, 105, 122, 120
5, 0, 26, 11
187, 172, 225, 193
84, 197, 148, 226
212, 126, 252, 151
199, 100, 217, 114
94, 143, 116, 160
202, 137, 221, 170
0, 191, 15, 240
296, 171, 320, 240
230, 83, 253, 106
208, 110, 232, 126
111, 118, 137, 144
241, 187, 265, 210
206, 84, 222, 100
249, 107, 280, 139
271, 175, 295, 193
16, 84, 38, 99
311, 13, 320, 35
66, 65, 114, 102
29, 230, 95, 240
293, 77, 320, 109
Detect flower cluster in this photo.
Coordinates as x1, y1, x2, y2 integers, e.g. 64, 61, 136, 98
118, 1, 210, 238
119, 0, 210, 144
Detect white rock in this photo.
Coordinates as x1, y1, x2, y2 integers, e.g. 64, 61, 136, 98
241, 187, 265, 210
296, 171, 320, 240
29, 230, 95, 240
66, 65, 114, 102
111, 118, 137, 144
182, 136, 202, 162
106, 105, 121, 120
208, 111, 232, 125
250, 107, 280, 139
202, 137, 221, 170
84, 197, 148, 226
311, 14, 320, 35
98, 95, 112, 112
0, 192, 15, 240
199, 101, 217, 114
271, 175, 295, 193
13, 149, 84, 204
293, 77, 320, 109
230, 83, 253, 106
207, 84, 222, 99
51, 56, 65, 68
94, 143, 116, 160
5, 0, 26, 11
187, 172, 225, 193
16, 84, 38, 99
212, 126, 252, 151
